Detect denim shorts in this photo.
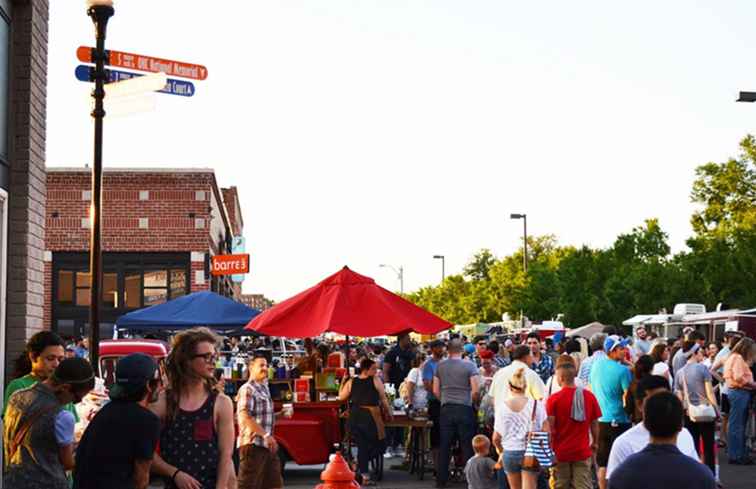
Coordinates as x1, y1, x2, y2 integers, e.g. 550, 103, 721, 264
502, 450, 538, 473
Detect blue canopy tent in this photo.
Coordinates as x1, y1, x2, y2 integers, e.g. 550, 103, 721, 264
116, 291, 261, 334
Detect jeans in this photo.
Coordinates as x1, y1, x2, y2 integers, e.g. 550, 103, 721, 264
684, 417, 715, 475
727, 388, 751, 462
437, 403, 475, 484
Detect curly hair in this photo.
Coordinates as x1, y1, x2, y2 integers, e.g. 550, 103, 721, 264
165, 327, 219, 423
12, 331, 65, 379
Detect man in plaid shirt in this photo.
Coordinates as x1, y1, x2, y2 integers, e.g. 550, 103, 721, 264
527, 333, 554, 383
237, 352, 287, 489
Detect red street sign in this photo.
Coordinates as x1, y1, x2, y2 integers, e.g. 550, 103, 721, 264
211, 254, 250, 276
77, 46, 208, 81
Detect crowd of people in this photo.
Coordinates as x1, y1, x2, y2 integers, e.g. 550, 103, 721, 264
2, 325, 755, 489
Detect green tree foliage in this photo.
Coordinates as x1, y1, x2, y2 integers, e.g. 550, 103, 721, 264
406, 136, 756, 327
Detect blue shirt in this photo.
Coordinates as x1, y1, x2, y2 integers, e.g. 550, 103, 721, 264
608, 444, 715, 489
590, 357, 632, 423
579, 350, 606, 384
423, 357, 441, 401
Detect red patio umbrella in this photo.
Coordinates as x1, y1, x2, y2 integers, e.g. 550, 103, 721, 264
245, 266, 452, 338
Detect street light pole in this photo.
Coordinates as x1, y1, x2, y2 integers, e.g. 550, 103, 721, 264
86, 0, 114, 370
433, 255, 445, 283
510, 213, 528, 273
380, 264, 404, 294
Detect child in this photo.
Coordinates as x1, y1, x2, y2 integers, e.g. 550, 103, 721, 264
464, 434, 498, 489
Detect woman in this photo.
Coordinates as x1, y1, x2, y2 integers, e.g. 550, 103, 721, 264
723, 337, 756, 465
492, 368, 548, 489
339, 357, 393, 485
3, 331, 79, 422
625, 354, 654, 423
674, 343, 718, 475
703, 343, 719, 369
650, 343, 672, 387
404, 353, 428, 410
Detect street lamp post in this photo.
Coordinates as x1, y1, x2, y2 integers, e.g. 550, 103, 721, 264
510, 213, 528, 273
86, 0, 115, 370
433, 255, 445, 283
379, 264, 404, 294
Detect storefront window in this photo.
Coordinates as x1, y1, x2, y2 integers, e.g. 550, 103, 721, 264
125, 272, 141, 308
103, 273, 118, 307
144, 270, 167, 287
58, 271, 73, 303
170, 269, 187, 298
144, 287, 168, 306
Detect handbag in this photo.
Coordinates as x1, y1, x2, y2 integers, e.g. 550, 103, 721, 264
682, 366, 716, 423
522, 399, 555, 471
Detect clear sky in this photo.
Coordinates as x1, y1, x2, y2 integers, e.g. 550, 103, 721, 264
47, 1, 756, 302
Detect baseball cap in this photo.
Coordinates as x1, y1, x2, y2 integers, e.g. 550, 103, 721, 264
504, 339, 513, 348
109, 353, 159, 401
603, 335, 630, 353
429, 339, 445, 349
463, 343, 476, 355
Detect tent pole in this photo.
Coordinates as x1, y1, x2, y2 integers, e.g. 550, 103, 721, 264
345, 335, 350, 373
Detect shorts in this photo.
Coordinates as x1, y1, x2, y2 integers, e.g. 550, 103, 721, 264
597, 422, 630, 468
502, 449, 539, 474
721, 393, 730, 415
238, 444, 283, 489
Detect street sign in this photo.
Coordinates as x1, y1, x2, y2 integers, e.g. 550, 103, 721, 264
211, 254, 250, 276
231, 236, 246, 283
77, 46, 208, 80
75, 65, 195, 97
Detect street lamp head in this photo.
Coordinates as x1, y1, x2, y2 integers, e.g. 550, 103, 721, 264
86, 0, 114, 6
510, 213, 525, 219
736, 91, 756, 103
433, 255, 444, 259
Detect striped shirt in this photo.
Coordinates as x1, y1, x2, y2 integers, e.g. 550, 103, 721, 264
237, 380, 274, 448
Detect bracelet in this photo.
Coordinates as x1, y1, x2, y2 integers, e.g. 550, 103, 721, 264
171, 469, 181, 481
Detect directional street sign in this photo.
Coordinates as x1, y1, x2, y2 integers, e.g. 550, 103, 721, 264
77, 46, 208, 80
75, 65, 195, 97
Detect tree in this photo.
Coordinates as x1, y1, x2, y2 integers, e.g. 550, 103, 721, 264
463, 249, 497, 281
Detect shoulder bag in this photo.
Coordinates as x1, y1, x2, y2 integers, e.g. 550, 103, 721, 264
522, 399, 555, 471
682, 366, 716, 423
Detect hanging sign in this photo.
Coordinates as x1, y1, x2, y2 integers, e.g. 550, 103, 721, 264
211, 254, 250, 276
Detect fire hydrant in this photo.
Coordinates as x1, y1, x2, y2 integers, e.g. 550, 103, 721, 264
315, 452, 360, 489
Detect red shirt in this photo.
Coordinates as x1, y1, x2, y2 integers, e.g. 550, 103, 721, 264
545, 386, 601, 462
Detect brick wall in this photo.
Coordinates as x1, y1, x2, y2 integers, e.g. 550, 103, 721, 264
5, 0, 49, 373
43, 169, 236, 327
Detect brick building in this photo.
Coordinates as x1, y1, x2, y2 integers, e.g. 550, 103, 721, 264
44, 168, 245, 339
240, 293, 274, 311
1, 1, 50, 384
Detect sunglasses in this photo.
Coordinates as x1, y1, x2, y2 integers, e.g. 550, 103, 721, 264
192, 352, 219, 363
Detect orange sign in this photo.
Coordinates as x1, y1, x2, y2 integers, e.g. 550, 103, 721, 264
77, 46, 208, 80
211, 254, 250, 276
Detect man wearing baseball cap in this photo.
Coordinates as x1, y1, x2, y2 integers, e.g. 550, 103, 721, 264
73, 354, 161, 489
590, 335, 632, 489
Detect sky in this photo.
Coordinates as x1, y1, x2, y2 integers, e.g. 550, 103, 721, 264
47, 1, 756, 302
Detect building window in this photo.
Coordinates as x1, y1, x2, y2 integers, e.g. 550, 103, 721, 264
170, 269, 187, 299
76, 271, 91, 306
58, 271, 74, 304
124, 272, 141, 308
144, 270, 168, 306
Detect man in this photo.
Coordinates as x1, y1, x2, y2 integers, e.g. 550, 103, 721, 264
73, 353, 162, 489
383, 332, 415, 457
4, 357, 95, 489
238, 351, 290, 489
488, 340, 510, 368
73, 337, 89, 359
489, 344, 545, 404
472, 335, 488, 367
546, 356, 602, 489
422, 339, 446, 468
151, 328, 236, 489
432, 339, 480, 488
590, 335, 632, 489
634, 327, 651, 357
606, 375, 699, 480
607, 392, 715, 489
578, 333, 607, 385
672, 331, 705, 379
526, 332, 554, 383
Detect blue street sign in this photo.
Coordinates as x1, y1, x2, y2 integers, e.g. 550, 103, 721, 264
75, 65, 195, 97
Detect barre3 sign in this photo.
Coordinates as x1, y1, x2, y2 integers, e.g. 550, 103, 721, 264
211, 254, 250, 276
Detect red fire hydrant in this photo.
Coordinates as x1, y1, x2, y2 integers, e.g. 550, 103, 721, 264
315, 452, 360, 489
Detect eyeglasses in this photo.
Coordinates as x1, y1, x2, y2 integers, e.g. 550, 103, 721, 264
192, 352, 218, 363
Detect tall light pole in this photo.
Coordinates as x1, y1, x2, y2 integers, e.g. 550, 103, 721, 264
510, 213, 528, 273
86, 0, 115, 370
433, 255, 445, 283
379, 264, 404, 294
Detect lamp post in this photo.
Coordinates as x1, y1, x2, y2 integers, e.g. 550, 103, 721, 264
379, 264, 404, 294
736, 91, 756, 102
433, 255, 445, 283
510, 213, 528, 273
86, 0, 115, 370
